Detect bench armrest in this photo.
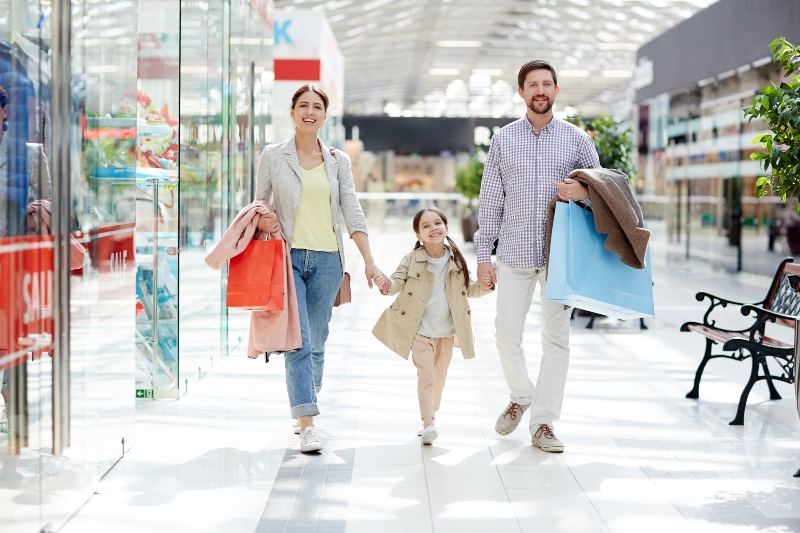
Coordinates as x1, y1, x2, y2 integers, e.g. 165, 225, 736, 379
695, 291, 748, 307
736, 304, 797, 347
695, 292, 761, 328
740, 304, 797, 325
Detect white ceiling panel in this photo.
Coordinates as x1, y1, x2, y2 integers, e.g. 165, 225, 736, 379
276, 0, 718, 117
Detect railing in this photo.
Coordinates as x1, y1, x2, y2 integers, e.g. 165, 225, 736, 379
356, 192, 469, 233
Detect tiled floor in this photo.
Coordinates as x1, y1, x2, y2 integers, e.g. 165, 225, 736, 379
63, 231, 800, 533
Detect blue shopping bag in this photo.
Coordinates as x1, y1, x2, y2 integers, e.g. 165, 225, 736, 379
545, 201, 654, 319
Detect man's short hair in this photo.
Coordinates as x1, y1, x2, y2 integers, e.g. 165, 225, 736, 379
517, 60, 558, 88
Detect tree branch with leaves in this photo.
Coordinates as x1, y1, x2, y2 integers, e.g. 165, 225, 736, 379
744, 37, 800, 204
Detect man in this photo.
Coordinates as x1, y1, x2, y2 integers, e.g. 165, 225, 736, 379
475, 60, 600, 453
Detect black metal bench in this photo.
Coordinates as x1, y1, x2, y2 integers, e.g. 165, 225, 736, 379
680, 257, 800, 425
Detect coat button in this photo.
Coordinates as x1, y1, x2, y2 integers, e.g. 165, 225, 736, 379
467, 310, 471, 315
408, 292, 413, 296
415, 273, 420, 278
461, 290, 466, 295
401, 310, 406, 315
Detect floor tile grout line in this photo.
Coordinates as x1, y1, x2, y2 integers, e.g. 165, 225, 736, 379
562, 422, 615, 533
481, 420, 527, 533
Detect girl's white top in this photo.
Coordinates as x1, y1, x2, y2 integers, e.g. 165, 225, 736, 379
417, 250, 455, 338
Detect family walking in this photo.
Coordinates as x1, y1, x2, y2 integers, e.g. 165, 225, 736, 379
208, 58, 628, 455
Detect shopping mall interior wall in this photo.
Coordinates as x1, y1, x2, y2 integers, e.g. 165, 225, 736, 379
343, 116, 513, 155
636, 0, 800, 102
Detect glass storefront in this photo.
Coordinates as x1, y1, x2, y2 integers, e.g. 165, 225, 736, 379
638, 66, 781, 276
178, 0, 274, 396
1, 0, 139, 529
2, 0, 274, 529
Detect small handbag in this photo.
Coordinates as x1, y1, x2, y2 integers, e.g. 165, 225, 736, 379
333, 272, 351, 307
327, 145, 352, 308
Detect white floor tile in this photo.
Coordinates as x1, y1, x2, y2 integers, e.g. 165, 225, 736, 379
497, 464, 581, 489
507, 489, 608, 533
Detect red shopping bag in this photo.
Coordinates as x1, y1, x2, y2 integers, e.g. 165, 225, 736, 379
226, 234, 284, 311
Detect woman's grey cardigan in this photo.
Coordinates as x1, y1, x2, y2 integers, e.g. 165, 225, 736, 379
254, 135, 368, 273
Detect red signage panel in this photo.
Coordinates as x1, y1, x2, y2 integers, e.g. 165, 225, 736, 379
0, 235, 55, 370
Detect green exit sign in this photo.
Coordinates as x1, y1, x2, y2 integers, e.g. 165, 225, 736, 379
136, 389, 154, 399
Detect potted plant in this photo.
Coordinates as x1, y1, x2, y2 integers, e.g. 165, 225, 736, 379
744, 37, 800, 255
455, 152, 484, 242
588, 115, 636, 181
567, 114, 636, 180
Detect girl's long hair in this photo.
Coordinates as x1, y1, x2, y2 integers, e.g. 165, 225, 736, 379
412, 207, 470, 290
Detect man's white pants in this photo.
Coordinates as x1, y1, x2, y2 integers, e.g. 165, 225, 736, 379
495, 260, 571, 431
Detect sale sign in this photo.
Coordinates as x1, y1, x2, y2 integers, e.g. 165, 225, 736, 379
0, 234, 55, 370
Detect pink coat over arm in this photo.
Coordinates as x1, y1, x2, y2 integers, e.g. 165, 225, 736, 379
204, 200, 301, 356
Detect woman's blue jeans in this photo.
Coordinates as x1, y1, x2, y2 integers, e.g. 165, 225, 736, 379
286, 249, 342, 418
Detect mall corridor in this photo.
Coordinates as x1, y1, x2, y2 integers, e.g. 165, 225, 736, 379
3, 0, 800, 531
60, 232, 800, 533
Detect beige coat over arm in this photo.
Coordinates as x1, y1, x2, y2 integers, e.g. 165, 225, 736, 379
372, 247, 491, 360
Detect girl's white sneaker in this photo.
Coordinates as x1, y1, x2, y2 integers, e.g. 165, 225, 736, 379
420, 425, 438, 445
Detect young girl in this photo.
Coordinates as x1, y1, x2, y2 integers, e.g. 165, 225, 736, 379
372, 207, 492, 444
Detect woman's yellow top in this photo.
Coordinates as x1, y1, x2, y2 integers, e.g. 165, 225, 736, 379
292, 163, 338, 252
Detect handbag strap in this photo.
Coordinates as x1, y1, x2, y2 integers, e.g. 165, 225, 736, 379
327, 147, 350, 277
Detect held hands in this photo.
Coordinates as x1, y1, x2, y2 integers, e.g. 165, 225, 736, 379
373, 272, 391, 295
556, 179, 589, 203
365, 261, 386, 291
257, 212, 280, 234
477, 262, 496, 290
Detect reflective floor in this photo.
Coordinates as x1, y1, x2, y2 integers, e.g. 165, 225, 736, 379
62, 231, 800, 533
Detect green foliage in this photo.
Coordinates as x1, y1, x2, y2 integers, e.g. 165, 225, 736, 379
566, 114, 636, 181
588, 115, 636, 179
455, 152, 485, 204
744, 37, 800, 203
564, 114, 586, 130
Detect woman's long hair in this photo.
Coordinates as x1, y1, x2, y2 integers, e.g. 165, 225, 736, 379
412, 207, 470, 290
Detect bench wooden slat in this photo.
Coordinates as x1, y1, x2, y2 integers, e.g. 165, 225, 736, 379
685, 324, 793, 349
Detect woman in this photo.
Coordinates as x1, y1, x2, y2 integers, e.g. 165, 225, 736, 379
254, 84, 385, 453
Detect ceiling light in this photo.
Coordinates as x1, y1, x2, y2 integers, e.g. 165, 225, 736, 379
631, 6, 657, 19
596, 42, 638, 51
429, 67, 460, 75
436, 40, 482, 48
560, 69, 590, 78
752, 56, 773, 68
602, 70, 632, 78
473, 68, 504, 76
717, 69, 736, 80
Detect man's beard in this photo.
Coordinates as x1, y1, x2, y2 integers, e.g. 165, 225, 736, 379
527, 96, 553, 115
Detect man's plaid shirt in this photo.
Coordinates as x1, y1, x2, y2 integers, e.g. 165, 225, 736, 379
474, 116, 600, 269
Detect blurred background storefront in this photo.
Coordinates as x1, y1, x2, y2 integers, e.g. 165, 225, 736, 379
0, 0, 274, 530
634, 0, 800, 275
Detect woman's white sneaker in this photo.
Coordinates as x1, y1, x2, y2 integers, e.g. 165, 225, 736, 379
420, 425, 438, 445
299, 426, 323, 453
